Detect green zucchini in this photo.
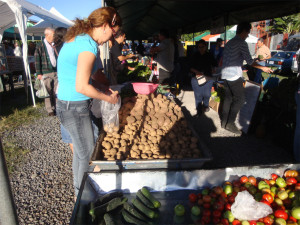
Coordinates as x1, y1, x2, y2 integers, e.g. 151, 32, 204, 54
122, 209, 149, 225
89, 197, 127, 221
94, 191, 123, 207
131, 198, 157, 219
136, 190, 155, 209
103, 213, 116, 225
141, 187, 161, 208
123, 202, 148, 221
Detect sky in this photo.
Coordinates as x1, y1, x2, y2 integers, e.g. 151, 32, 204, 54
27, 0, 102, 21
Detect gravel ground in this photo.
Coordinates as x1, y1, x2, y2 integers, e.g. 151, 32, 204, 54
2, 90, 295, 224
3, 115, 74, 225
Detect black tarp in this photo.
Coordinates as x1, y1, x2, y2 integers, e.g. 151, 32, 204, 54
104, 0, 300, 39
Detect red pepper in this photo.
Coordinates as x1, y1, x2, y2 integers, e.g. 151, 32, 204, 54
274, 209, 288, 220
263, 216, 274, 225
240, 176, 248, 184
188, 193, 197, 203
262, 193, 274, 204
213, 201, 224, 211
201, 215, 211, 224
221, 218, 230, 225
212, 210, 222, 218
225, 203, 231, 211
232, 219, 242, 225
212, 217, 221, 224
289, 216, 297, 223
271, 173, 279, 180
203, 209, 211, 217
260, 199, 271, 206
286, 177, 297, 185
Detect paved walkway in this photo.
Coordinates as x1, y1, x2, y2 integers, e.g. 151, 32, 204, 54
177, 89, 295, 169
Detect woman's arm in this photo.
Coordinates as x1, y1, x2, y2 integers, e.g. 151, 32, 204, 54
117, 54, 134, 62
76, 51, 118, 104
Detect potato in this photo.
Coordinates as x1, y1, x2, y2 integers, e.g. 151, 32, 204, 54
121, 133, 130, 140
141, 153, 148, 159
110, 148, 117, 155
153, 154, 159, 159
150, 130, 156, 136
126, 116, 136, 124
116, 153, 122, 160
102, 141, 112, 150
120, 140, 126, 146
107, 157, 115, 161
138, 144, 144, 150
132, 144, 138, 151
130, 152, 137, 158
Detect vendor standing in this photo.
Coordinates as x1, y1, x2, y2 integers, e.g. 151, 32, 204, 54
109, 29, 135, 85
254, 38, 271, 84
190, 40, 217, 115
150, 29, 174, 84
56, 7, 121, 199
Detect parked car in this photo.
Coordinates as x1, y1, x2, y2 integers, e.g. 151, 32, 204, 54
292, 51, 299, 74
265, 51, 296, 75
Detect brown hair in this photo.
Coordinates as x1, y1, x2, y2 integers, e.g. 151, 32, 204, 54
64, 7, 121, 42
54, 27, 68, 46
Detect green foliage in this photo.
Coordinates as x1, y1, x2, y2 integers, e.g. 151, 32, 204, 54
269, 13, 300, 34
2, 139, 30, 174
117, 63, 151, 84
0, 102, 45, 135
180, 32, 202, 41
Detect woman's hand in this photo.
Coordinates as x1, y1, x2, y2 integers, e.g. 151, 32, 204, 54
107, 89, 119, 104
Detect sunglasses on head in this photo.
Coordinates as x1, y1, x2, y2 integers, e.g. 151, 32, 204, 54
111, 14, 116, 27
110, 14, 117, 37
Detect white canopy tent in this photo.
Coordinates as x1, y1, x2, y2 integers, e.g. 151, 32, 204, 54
227, 25, 258, 44
0, 0, 73, 106
21, 7, 74, 36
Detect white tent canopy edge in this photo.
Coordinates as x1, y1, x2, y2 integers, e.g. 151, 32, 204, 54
0, 0, 73, 107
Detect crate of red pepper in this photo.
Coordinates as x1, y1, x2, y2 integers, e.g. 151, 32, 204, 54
182, 170, 300, 225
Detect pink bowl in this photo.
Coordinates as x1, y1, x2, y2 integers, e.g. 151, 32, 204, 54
132, 82, 159, 95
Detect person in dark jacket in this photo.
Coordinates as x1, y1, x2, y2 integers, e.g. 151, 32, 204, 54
210, 38, 224, 66
34, 27, 58, 116
190, 40, 217, 115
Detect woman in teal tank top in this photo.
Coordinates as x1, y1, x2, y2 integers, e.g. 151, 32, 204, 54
56, 7, 122, 198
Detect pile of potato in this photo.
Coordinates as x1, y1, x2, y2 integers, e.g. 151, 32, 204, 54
101, 93, 202, 161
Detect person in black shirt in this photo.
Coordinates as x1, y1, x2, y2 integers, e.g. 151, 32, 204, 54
109, 29, 135, 85
136, 40, 145, 57
190, 40, 217, 115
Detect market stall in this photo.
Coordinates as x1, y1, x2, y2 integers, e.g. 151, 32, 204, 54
71, 164, 300, 224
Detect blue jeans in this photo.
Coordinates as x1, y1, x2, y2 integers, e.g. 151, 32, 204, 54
191, 77, 214, 112
56, 99, 95, 196
254, 61, 265, 84
294, 89, 300, 162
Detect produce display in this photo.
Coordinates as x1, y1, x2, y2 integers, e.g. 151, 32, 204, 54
118, 62, 152, 84
100, 93, 202, 161
88, 187, 161, 225
173, 169, 300, 225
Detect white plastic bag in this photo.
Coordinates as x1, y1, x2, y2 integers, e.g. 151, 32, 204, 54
231, 191, 273, 221
101, 97, 121, 133
36, 79, 49, 98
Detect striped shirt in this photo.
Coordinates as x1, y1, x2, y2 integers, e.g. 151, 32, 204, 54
221, 35, 254, 81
